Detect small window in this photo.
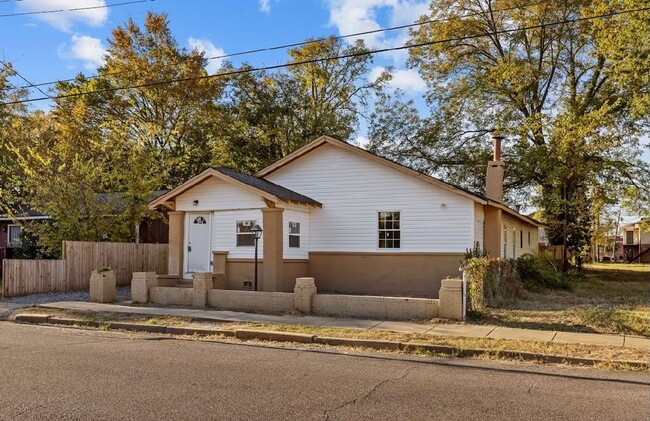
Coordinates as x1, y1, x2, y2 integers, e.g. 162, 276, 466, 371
626, 230, 635, 245
528, 231, 531, 246
512, 229, 516, 257
378, 212, 400, 249
520, 230, 523, 248
193, 216, 207, 224
7, 224, 22, 248
236, 220, 256, 246
289, 222, 300, 248
503, 225, 508, 257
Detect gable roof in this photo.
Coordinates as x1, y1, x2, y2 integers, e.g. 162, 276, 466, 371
149, 167, 321, 210
255, 135, 544, 227
255, 135, 489, 205
213, 168, 320, 205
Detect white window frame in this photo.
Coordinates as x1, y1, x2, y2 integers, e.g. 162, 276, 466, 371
7, 224, 22, 248
288, 221, 300, 248
378, 211, 401, 250
503, 225, 508, 257
236, 220, 257, 247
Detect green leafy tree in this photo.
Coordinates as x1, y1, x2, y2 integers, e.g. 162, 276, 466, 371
0, 64, 30, 215
217, 37, 388, 172
372, 0, 650, 269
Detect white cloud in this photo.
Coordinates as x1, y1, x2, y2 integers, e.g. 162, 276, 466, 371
259, 0, 271, 13
18, 0, 108, 32
370, 66, 426, 93
188, 37, 226, 74
355, 135, 371, 147
59, 35, 106, 70
326, 0, 429, 63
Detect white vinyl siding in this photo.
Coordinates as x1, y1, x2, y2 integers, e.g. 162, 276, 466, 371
283, 209, 309, 259
501, 214, 538, 258
176, 178, 264, 211
212, 209, 263, 258
266, 144, 476, 253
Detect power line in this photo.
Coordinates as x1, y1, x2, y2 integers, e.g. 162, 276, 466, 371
0, 0, 153, 18
10, 0, 547, 91
0, 61, 61, 106
2, 6, 648, 106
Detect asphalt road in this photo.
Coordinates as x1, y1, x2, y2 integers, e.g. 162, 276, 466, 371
1, 323, 649, 420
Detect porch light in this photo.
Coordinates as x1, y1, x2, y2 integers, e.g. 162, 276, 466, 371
251, 224, 263, 240
252, 224, 262, 291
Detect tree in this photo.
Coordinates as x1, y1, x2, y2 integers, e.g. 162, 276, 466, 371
0, 64, 30, 215
375, 0, 650, 268
217, 37, 388, 172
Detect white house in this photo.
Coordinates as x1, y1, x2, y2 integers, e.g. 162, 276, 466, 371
150, 135, 541, 298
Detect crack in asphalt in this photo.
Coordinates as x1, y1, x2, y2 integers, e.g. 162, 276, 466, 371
322, 367, 413, 420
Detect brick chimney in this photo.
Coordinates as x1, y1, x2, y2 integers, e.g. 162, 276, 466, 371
485, 134, 504, 202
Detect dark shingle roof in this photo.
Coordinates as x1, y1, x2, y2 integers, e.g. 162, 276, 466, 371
213, 167, 320, 205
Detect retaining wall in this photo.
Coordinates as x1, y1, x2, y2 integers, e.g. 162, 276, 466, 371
311, 294, 439, 320
208, 289, 294, 313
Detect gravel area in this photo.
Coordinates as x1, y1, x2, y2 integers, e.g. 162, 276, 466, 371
3, 287, 131, 306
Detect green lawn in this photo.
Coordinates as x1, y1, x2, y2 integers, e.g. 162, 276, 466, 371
470, 263, 650, 336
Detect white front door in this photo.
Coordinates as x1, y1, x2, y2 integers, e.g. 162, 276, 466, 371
187, 212, 211, 274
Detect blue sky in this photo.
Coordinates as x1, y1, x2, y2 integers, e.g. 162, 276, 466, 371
1, 0, 647, 222
0, 0, 430, 128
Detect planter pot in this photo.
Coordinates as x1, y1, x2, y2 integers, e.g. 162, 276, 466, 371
89, 270, 116, 303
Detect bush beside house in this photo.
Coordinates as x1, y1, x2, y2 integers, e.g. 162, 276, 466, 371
464, 252, 570, 312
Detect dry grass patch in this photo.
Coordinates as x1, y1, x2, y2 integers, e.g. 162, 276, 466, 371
472, 263, 650, 336
221, 321, 648, 364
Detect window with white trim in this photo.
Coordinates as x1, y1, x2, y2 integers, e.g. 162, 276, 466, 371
8, 224, 22, 248
378, 212, 400, 249
503, 225, 508, 257
236, 220, 256, 247
288, 222, 300, 248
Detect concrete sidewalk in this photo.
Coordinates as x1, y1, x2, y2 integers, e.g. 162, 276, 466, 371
37, 301, 650, 350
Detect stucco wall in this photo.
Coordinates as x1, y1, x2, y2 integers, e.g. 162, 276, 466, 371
307, 252, 463, 298
208, 289, 293, 313
312, 294, 439, 320
222, 260, 308, 292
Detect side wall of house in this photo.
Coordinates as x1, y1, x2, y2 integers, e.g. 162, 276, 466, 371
501, 214, 538, 259
266, 144, 476, 253
265, 143, 474, 297
473, 203, 484, 251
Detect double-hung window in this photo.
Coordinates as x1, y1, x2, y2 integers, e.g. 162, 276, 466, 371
7, 224, 22, 248
378, 212, 400, 249
236, 220, 256, 246
289, 222, 300, 248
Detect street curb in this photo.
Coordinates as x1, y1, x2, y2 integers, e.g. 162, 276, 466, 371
315, 336, 401, 350
11, 314, 649, 370
235, 329, 316, 343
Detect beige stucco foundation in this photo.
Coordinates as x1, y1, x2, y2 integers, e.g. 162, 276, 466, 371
307, 252, 464, 298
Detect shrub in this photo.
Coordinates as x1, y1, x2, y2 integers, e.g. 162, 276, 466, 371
464, 257, 525, 311
516, 252, 571, 290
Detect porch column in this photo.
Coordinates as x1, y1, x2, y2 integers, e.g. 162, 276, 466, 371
262, 207, 284, 292
484, 206, 502, 258
168, 211, 185, 276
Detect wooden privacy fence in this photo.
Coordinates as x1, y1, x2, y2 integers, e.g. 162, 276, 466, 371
2, 241, 168, 297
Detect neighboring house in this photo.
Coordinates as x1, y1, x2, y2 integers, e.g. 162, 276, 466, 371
150, 135, 541, 298
621, 219, 650, 263
0, 191, 170, 260
0, 207, 50, 260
